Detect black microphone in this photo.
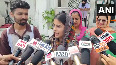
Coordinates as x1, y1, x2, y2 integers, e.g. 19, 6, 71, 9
31, 50, 44, 65
94, 28, 116, 55
30, 40, 51, 65
90, 35, 108, 56
9, 35, 30, 65
56, 45, 66, 65
79, 37, 91, 65
17, 46, 34, 65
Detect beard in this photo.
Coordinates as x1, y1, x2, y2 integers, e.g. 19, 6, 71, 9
14, 17, 28, 26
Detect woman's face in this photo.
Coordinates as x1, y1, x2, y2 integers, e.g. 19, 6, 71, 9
71, 13, 81, 27
96, 16, 108, 28
53, 19, 65, 39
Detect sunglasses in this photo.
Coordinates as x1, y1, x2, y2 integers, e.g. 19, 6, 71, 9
97, 19, 107, 23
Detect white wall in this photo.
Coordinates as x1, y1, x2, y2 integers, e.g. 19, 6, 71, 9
29, 0, 58, 36
88, 0, 96, 27
23, 0, 49, 36
0, 0, 9, 17
23, 0, 36, 21
61, 0, 69, 7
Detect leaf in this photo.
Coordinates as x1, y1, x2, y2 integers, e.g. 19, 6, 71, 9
49, 26, 53, 29
42, 8, 55, 29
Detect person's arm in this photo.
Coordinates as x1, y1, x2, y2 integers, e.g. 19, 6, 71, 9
0, 54, 20, 65
84, 3, 90, 11
33, 27, 42, 40
0, 30, 12, 55
84, 8, 90, 11
79, 3, 84, 11
79, 8, 84, 11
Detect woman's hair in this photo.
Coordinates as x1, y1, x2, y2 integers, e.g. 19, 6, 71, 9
71, 11, 81, 20
54, 11, 66, 25
97, 13, 109, 20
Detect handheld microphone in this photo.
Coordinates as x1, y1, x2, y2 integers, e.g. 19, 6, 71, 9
9, 35, 30, 65
28, 38, 52, 54
17, 46, 34, 65
94, 28, 116, 55
67, 42, 80, 65
44, 40, 56, 65
54, 45, 70, 65
45, 52, 55, 65
30, 40, 52, 65
95, 28, 114, 44
31, 50, 44, 65
79, 37, 92, 65
90, 35, 109, 56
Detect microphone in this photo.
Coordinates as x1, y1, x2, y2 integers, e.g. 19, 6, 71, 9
17, 46, 34, 65
90, 35, 109, 56
44, 40, 56, 65
45, 52, 56, 65
9, 35, 30, 65
31, 50, 44, 65
67, 42, 80, 65
54, 45, 70, 65
30, 40, 52, 65
28, 38, 52, 54
79, 37, 92, 65
94, 28, 116, 55
16, 38, 52, 65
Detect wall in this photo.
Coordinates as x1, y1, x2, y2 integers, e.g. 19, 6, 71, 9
26, 0, 58, 36
0, 0, 9, 17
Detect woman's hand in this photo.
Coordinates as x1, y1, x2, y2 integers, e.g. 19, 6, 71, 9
101, 54, 116, 65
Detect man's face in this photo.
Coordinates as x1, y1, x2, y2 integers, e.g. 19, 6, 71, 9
82, 1, 86, 4
10, 8, 28, 26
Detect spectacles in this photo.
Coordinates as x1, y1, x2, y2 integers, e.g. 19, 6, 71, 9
97, 19, 107, 23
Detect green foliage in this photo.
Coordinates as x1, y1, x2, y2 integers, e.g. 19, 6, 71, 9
42, 9, 55, 29
41, 34, 46, 41
28, 17, 33, 25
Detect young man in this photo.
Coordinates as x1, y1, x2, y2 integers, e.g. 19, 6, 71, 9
0, 1, 42, 64
79, 0, 90, 27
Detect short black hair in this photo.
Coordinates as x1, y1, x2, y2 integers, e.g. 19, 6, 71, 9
10, 0, 30, 12
82, 0, 87, 3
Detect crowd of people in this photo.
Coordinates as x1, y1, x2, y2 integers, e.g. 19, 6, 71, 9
0, 0, 116, 65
